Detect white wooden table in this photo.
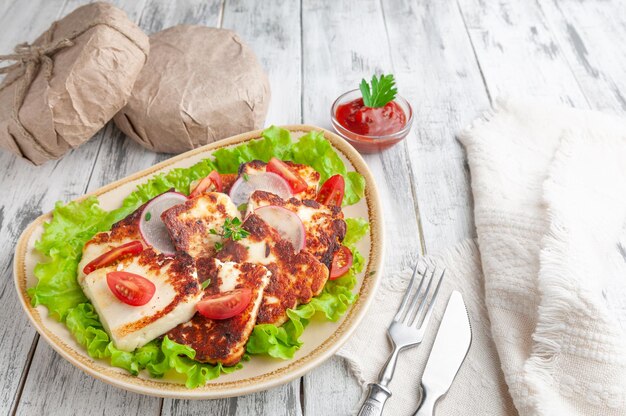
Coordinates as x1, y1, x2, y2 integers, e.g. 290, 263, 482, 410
1, 0, 624, 414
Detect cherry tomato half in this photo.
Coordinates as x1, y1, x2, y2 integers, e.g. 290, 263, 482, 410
196, 288, 253, 320
106, 271, 156, 306
316, 174, 345, 206
266, 157, 308, 193
82, 241, 144, 275
330, 246, 353, 280
189, 170, 223, 198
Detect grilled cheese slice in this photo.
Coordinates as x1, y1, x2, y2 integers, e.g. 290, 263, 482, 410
161, 192, 241, 258
246, 190, 347, 267
217, 214, 329, 325
167, 258, 271, 365
239, 160, 320, 199
80, 249, 201, 352
78, 206, 145, 285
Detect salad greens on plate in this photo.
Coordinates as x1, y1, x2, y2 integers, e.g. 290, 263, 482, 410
28, 126, 369, 388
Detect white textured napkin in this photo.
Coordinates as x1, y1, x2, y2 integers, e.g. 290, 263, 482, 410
338, 97, 626, 415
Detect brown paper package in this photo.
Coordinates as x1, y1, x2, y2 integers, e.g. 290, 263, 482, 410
114, 25, 271, 154
0, 2, 149, 165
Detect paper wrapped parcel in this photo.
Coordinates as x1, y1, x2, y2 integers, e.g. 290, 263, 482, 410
114, 25, 271, 154
0, 2, 149, 165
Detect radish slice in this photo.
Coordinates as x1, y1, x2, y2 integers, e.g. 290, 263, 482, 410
139, 191, 187, 255
229, 172, 292, 206
255, 205, 306, 252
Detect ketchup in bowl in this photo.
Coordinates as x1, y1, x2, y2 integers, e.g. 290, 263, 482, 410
335, 98, 407, 137
331, 74, 413, 153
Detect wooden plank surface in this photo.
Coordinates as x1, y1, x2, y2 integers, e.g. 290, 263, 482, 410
457, 0, 588, 106
381, 0, 489, 253
538, 0, 626, 114
2, 0, 625, 415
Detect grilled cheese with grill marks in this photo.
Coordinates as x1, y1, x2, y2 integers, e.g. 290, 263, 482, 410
246, 190, 346, 267
161, 192, 241, 259
78, 201, 202, 352
217, 214, 329, 325
81, 248, 201, 352
167, 258, 270, 365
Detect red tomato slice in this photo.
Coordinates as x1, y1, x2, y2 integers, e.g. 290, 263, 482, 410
316, 174, 345, 206
196, 288, 253, 320
330, 246, 353, 279
266, 157, 308, 193
190, 170, 223, 198
106, 271, 156, 306
82, 241, 144, 275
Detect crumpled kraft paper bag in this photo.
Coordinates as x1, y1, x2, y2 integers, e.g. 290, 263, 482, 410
114, 25, 271, 154
0, 2, 149, 165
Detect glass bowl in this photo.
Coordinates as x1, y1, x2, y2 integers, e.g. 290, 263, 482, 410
330, 89, 413, 153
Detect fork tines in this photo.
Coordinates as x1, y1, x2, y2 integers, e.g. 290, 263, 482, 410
393, 263, 445, 328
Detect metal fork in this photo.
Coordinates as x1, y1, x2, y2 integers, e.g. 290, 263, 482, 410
357, 264, 445, 416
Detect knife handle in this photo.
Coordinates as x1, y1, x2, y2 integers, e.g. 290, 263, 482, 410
413, 384, 439, 416
357, 383, 391, 416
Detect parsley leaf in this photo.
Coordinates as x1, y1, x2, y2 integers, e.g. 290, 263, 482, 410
144, 212, 151, 221
210, 218, 249, 243
223, 217, 249, 241
359, 74, 397, 108
201, 279, 211, 290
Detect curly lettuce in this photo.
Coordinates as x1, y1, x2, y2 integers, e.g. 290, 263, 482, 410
28, 126, 369, 387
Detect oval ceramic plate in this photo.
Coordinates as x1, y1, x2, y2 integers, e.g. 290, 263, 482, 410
13, 125, 384, 399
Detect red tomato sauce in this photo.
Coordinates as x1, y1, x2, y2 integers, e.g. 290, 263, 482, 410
335, 98, 407, 136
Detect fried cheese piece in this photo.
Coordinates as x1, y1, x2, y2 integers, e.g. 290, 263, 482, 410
167, 258, 271, 365
81, 248, 201, 352
78, 204, 145, 285
217, 214, 329, 325
161, 192, 241, 258
246, 190, 347, 267
239, 160, 320, 199
78, 199, 202, 352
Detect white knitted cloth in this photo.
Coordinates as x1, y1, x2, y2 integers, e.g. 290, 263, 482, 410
338, 98, 626, 415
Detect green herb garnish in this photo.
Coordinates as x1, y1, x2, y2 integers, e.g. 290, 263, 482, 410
144, 212, 151, 221
209, 217, 249, 242
201, 279, 211, 290
214, 241, 223, 251
359, 74, 397, 108
237, 203, 248, 212
243, 173, 250, 181
223, 217, 249, 240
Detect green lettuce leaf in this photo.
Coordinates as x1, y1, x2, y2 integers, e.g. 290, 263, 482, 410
212, 126, 366, 205
212, 125, 294, 172
246, 217, 370, 359
290, 130, 366, 205
29, 126, 368, 387
65, 303, 235, 387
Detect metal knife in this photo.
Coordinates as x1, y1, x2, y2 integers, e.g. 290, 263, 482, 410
413, 291, 472, 416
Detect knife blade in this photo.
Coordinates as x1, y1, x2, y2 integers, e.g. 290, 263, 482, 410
414, 291, 472, 416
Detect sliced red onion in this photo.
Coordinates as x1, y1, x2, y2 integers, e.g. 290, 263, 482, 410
139, 191, 187, 255
255, 205, 306, 252
229, 172, 292, 207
